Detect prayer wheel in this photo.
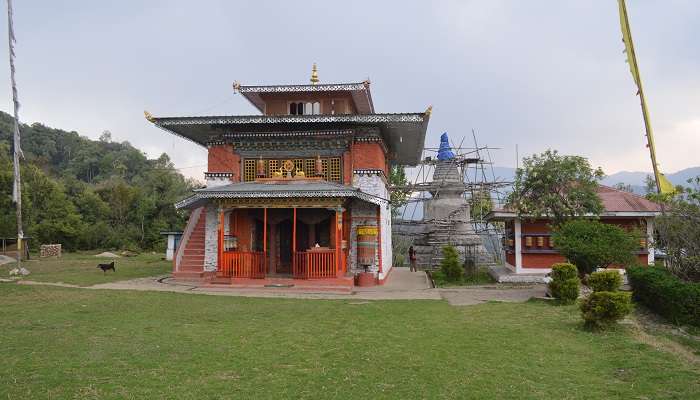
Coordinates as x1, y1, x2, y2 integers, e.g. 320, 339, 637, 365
525, 236, 533, 247
357, 226, 378, 266
536, 236, 544, 247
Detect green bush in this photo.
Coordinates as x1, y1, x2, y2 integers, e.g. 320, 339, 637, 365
549, 263, 580, 304
588, 270, 622, 292
551, 219, 639, 275
627, 266, 700, 327
550, 262, 578, 281
580, 291, 633, 330
440, 245, 463, 282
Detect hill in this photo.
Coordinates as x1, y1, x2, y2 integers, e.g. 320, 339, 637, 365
0, 111, 196, 251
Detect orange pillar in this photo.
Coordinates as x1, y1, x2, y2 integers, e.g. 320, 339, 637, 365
292, 207, 297, 276
376, 208, 382, 275
263, 208, 267, 274
335, 209, 340, 277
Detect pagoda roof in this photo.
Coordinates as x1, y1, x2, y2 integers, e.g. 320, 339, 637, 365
486, 185, 662, 220
175, 181, 386, 209
237, 81, 374, 114
147, 112, 431, 165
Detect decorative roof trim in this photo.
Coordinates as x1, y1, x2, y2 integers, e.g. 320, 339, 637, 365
236, 81, 374, 114
220, 129, 353, 139
352, 169, 387, 181
175, 188, 386, 210
152, 112, 425, 126
354, 169, 386, 177
204, 172, 234, 178
239, 82, 368, 93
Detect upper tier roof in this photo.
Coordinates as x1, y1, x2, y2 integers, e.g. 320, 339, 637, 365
236, 81, 374, 114
146, 112, 431, 166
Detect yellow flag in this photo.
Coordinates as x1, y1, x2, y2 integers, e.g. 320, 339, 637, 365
659, 173, 675, 195
618, 0, 641, 89
618, 0, 672, 195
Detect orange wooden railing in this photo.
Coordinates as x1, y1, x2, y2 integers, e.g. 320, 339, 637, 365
293, 250, 336, 279
219, 251, 265, 279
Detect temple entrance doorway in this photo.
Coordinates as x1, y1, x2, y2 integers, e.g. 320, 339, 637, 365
277, 220, 292, 274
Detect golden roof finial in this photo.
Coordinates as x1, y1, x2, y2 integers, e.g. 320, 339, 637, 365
144, 110, 155, 122
310, 63, 319, 85
232, 81, 241, 93
425, 105, 433, 117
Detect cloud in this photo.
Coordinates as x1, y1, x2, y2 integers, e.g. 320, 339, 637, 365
1, 0, 697, 182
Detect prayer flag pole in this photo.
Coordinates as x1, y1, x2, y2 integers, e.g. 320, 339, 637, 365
7, 0, 25, 270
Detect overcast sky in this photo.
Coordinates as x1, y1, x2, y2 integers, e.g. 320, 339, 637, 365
2, 0, 698, 181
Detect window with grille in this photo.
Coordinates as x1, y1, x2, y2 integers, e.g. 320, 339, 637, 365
294, 159, 304, 175
243, 159, 256, 182
329, 158, 341, 182
243, 157, 342, 182
267, 160, 280, 177
304, 159, 316, 177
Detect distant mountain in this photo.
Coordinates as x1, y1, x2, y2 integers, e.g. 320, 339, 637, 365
603, 167, 700, 193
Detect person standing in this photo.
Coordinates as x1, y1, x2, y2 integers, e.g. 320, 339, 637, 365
408, 246, 417, 272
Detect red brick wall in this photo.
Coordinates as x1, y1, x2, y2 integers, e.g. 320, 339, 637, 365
352, 142, 387, 175
522, 253, 567, 268
518, 217, 649, 269
342, 150, 352, 184
208, 145, 240, 180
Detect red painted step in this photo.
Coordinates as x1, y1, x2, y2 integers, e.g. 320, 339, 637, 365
175, 210, 207, 273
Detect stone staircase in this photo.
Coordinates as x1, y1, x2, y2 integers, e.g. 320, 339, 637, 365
173, 208, 206, 279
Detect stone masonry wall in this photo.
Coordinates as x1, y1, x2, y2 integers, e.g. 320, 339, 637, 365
348, 200, 379, 274
350, 172, 392, 279
204, 204, 218, 271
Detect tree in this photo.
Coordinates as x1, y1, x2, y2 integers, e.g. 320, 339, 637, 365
507, 149, 604, 225
470, 188, 493, 220
613, 183, 634, 193
0, 110, 195, 252
654, 176, 700, 282
440, 245, 462, 282
389, 165, 409, 218
99, 130, 112, 143
551, 219, 639, 275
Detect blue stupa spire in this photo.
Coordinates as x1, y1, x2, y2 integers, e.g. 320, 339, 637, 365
437, 132, 455, 161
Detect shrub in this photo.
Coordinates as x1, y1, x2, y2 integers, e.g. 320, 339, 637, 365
549, 263, 580, 304
551, 219, 639, 275
440, 245, 463, 282
580, 291, 633, 330
627, 265, 700, 326
550, 262, 578, 281
588, 270, 622, 292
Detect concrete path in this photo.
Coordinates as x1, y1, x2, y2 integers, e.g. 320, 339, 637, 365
0, 255, 16, 266
14, 268, 546, 305
438, 284, 547, 306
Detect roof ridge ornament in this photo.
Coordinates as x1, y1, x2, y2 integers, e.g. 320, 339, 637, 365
425, 105, 433, 117
310, 63, 319, 85
232, 81, 241, 93
144, 110, 155, 122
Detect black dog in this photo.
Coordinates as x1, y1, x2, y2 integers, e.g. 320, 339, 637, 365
97, 261, 115, 274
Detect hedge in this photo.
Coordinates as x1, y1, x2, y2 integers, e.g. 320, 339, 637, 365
626, 266, 700, 327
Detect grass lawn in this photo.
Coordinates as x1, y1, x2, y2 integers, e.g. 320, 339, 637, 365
0, 285, 697, 399
0, 252, 171, 286
431, 267, 495, 287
